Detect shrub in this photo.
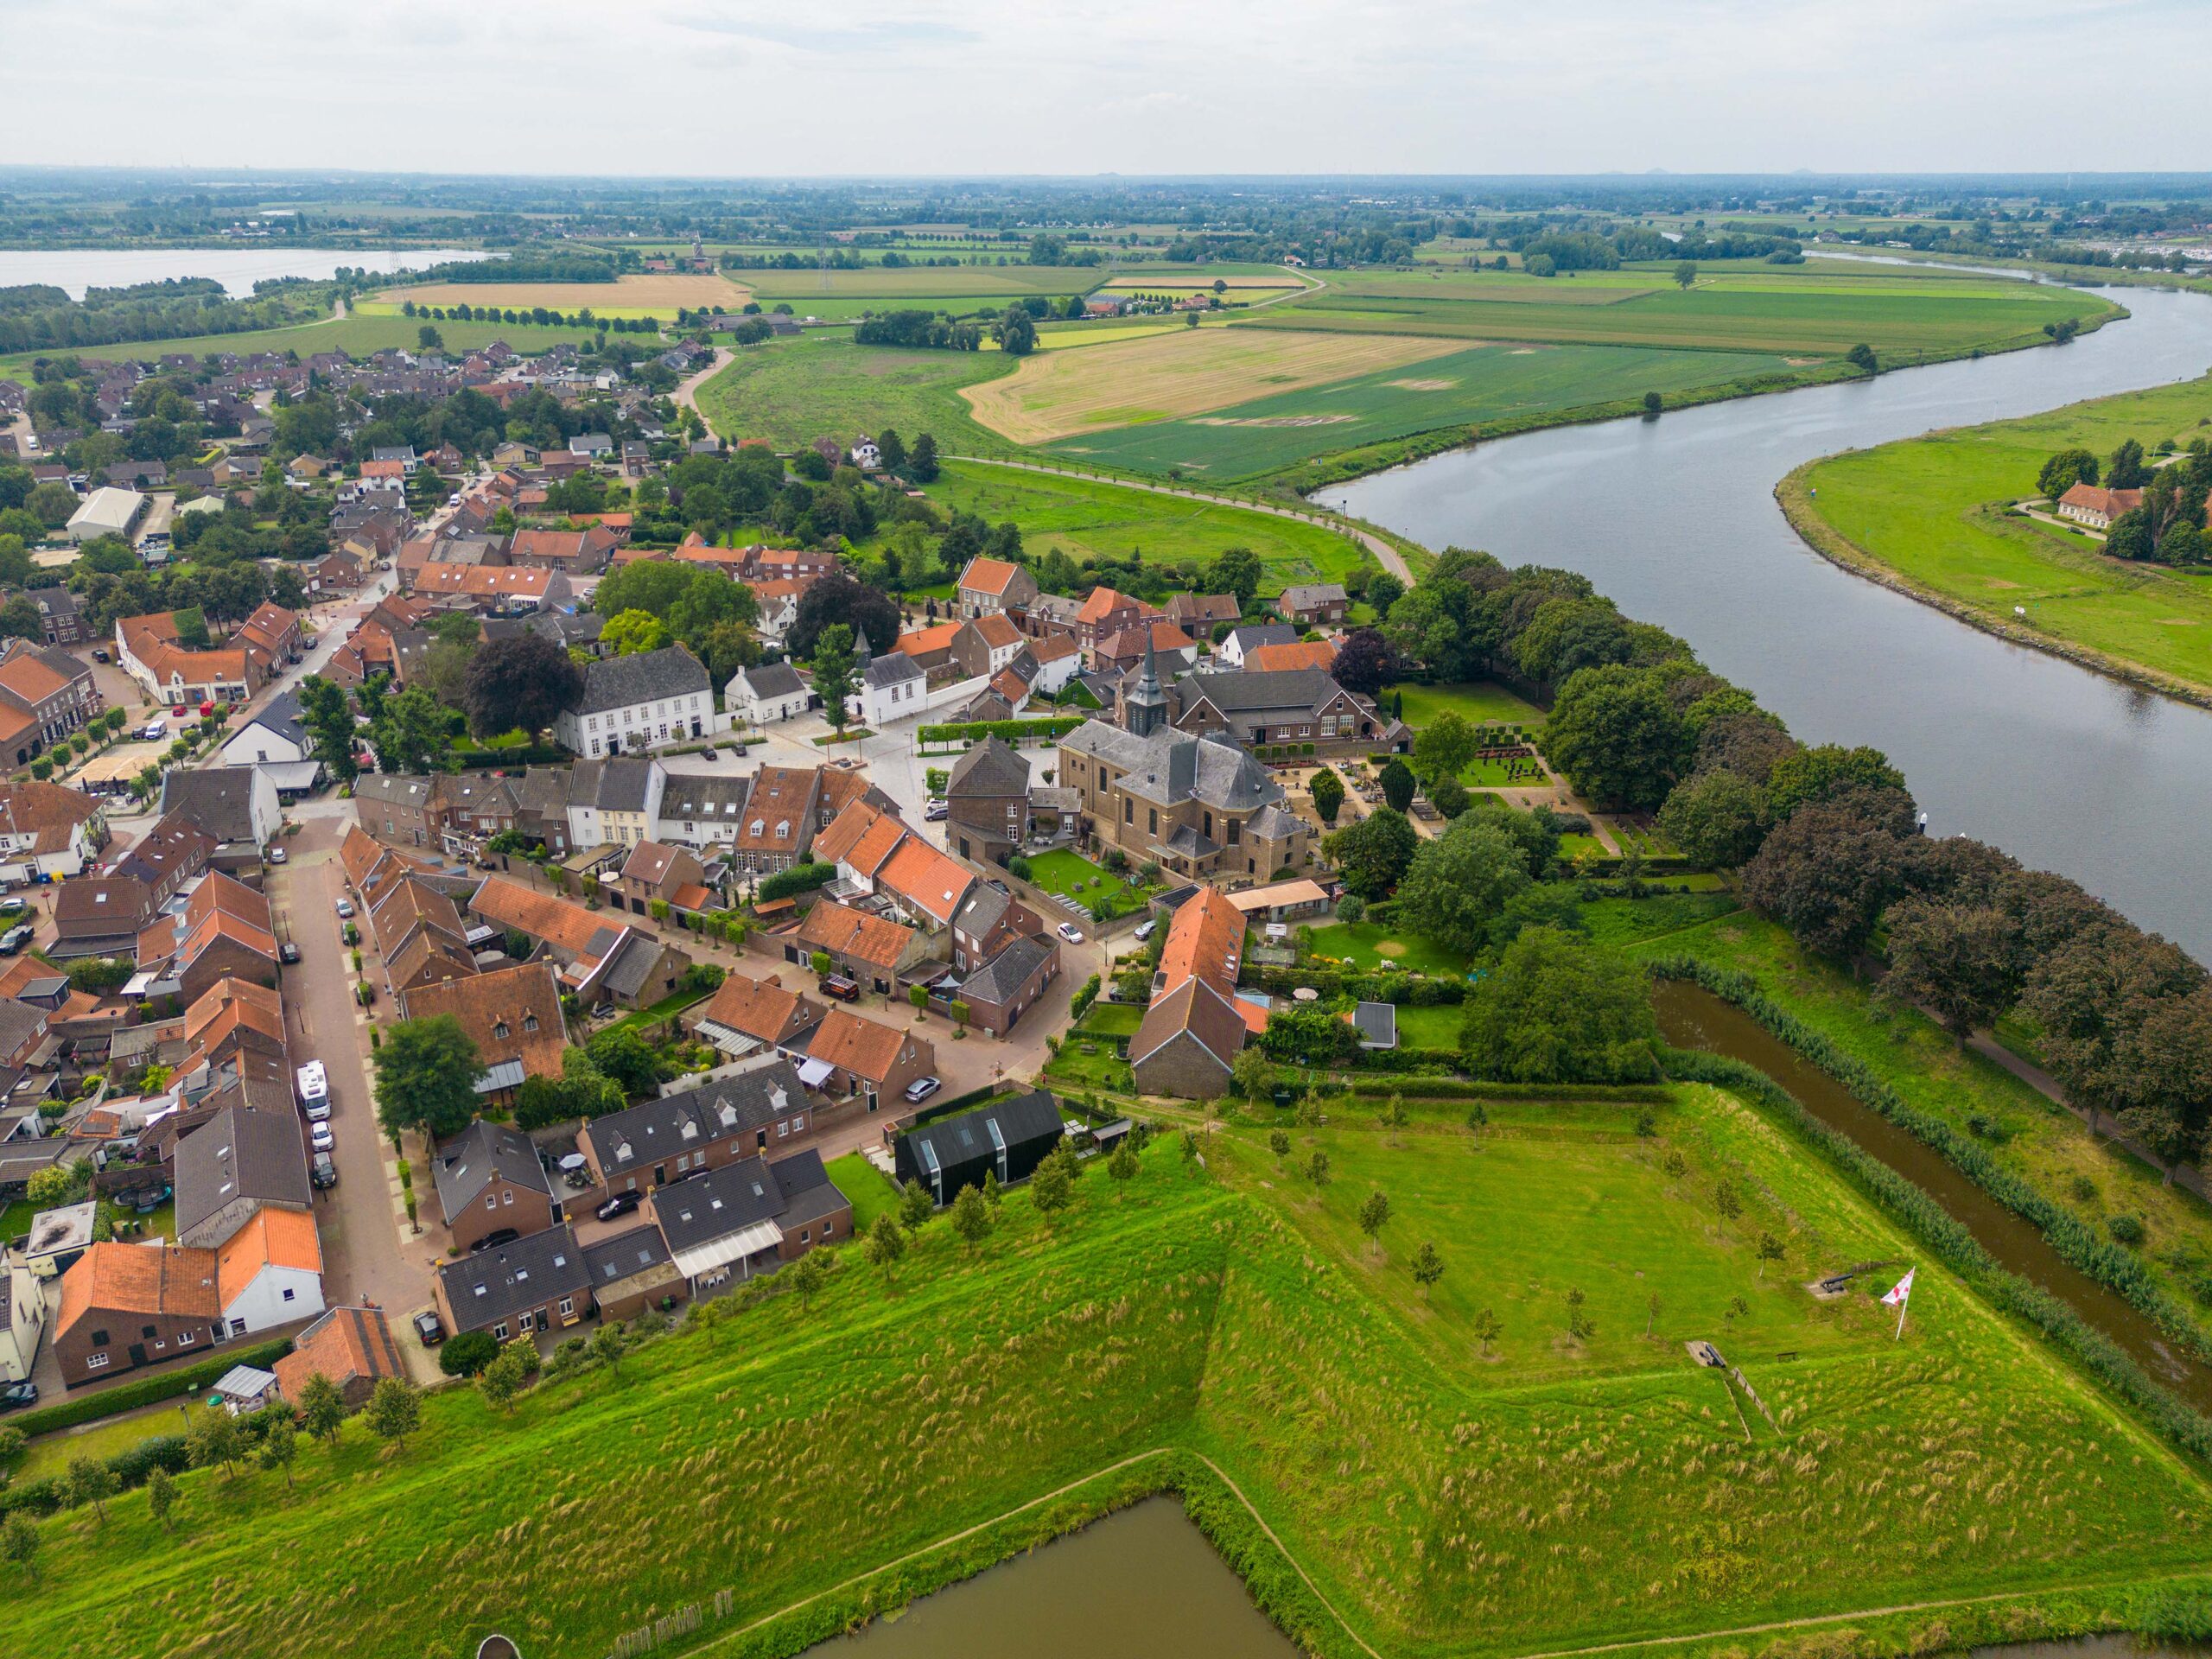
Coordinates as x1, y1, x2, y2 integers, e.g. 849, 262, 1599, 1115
759, 860, 836, 903
1070, 974, 1101, 1021
2108, 1214, 2146, 1246
5, 1338, 292, 1439
439, 1330, 500, 1376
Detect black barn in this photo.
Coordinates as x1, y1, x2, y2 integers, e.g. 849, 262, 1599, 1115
893, 1090, 1065, 1206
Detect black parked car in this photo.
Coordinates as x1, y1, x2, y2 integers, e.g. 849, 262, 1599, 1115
469, 1227, 520, 1254
280, 942, 302, 965
0, 1381, 36, 1412
596, 1189, 642, 1223
412, 1309, 444, 1347
311, 1152, 338, 1190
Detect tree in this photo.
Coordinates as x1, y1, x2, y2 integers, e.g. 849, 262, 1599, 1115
865, 1213, 907, 1280
1377, 757, 1416, 813
187, 1408, 243, 1478
1884, 897, 2024, 1042
1, 1511, 40, 1577
1845, 343, 1878, 374
462, 633, 583, 741
1268, 1128, 1292, 1163
1545, 664, 1690, 811
417, 324, 443, 351
1673, 261, 1698, 289
788, 572, 900, 660
1108, 1139, 1140, 1194
440, 1329, 500, 1377
296, 1373, 346, 1446
1564, 1286, 1593, 1342
950, 1184, 993, 1249
2113, 983, 2212, 1179
789, 1247, 833, 1308
899, 1177, 935, 1229
371, 683, 454, 776
1471, 1307, 1501, 1356
1395, 812, 1536, 958
1213, 547, 1262, 610
2104, 507, 2155, 561
1231, 1044, 1274, 1101
145, 1465, 179, 1530
373, 1015, 483, 1142
994, 306, 1039, 356
296, 675, 358, 785
1308, 766, 1344, 826
584, 1024, 664, 1098
1413, 712, 1479, 785
2038, 448, 2099, 498
66, 1452, 118, 1521
1657, 770, 1770, 869
1324, 807, 1418, 901
877, 429, 908, 470
2107, 437, 2148, 489
1410, 1241, 1444, 1299
1459, 925, 1660, 1084
364, 1376, 422, 1450
1646, 1293, 1662, 1338
601, 608, 669, 656
1331, 626, 1395, 696
257, 1410, 299, 1488
1305, 1149, 1331, 1189
589, 1320, 631, 1376
478, 1347, 531, 1414
1765, 744, 1907, 819
810, 622, 859, 735
1357, 1190, 1391, 1256
1756, 1233, 1786, 1279
1030, 1155, 1073, 1223
1741, 790, 1916, 963
907, 432, 941, 482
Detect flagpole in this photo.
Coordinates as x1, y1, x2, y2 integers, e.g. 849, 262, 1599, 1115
1894, 1299, 1907, 1342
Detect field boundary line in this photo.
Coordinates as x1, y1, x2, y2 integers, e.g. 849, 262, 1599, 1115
680, 1443, 1382, 1659
1511, 1567, 2209, 1659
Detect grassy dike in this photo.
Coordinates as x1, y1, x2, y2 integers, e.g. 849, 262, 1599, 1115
16, 1110, 2212, 1659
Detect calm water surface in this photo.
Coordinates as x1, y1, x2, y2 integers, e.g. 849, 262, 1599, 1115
0, 247, 487, 298
806, 1498, 1296, 1658
1338, 280, 2212, 956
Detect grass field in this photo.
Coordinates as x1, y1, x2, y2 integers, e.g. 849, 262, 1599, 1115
1627, 907, 2212, 1355
368, 272, 751, 318
1387, 680, 1546, 729
0, 310, 626, 377
1243, 264, 2118, 359
824, 1152, 900, 1235
694, 334, 1012, 452
1793, 372, 2212, 699
962, 327, 1463, 446
1042, 338, 1796, 478
741, 264, 1109, 302
12, 1103, 2212, 1659
925, 461, 1377, 594
1305, 921, 1466, 976
1024, 848, 1144, 916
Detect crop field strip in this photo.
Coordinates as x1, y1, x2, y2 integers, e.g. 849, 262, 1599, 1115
368, 272, 753, 315
16, 1097, 2212, 1659
959, 327, 1465, 445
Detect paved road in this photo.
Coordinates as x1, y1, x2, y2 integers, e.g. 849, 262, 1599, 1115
942, 454, 1414, 585
671, 347, 732, 425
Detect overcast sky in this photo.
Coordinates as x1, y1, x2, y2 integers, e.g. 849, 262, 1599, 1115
11, 0, 2210, 178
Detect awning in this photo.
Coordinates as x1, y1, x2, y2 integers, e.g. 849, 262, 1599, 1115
669, 1217, 784, 1283
797, 1058, 835, 1088
123, 972, 158, 997
213, 1363, 278, 1400
473, 1059, 526, 1095
258, 760, 323, 791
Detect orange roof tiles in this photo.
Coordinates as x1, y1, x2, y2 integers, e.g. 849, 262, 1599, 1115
876, 837, 971, 925
795, 899, 915, 973
216, 1208, 322, 1305
1157, 885, 1245, 998
959, 556, 1023, 598
274, 1306, 405, 1401
969, 613, 1023, 650
893, 621, 962, 658
695, 970, 819, 1046
1077, 586, 1139, 625
806, 1006, 915, 1084
1244, 639, 1338, 673
467, 875, 615, 961
399, 961, 568, 1082
413, 563, 556, 599
58, 1242, 220, 1336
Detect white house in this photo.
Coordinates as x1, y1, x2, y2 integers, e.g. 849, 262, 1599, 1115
555, 645, 729, 759
214, 689, 322, 798
654, 772, 753, 850
725, 661, 810, 727
748, 584, 804, 646
0, 1256, 43, 1382
850, 436, 881, 470
215, 1210, 325, 1338
1027, 634, 1084, 697
859, 636, 925, 729
0, 779, 104, 882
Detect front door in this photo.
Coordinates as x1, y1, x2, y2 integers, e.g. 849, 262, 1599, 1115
653, 1163, 666, 1185
128, 1343, 147, 1367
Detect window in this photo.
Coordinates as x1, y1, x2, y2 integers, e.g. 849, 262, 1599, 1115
493, 1019, 511, 1039
179, 1329, 194, 1345
822, 1220, 833, 1237
524, 1014, 538, 1033
502, 1190, 514, 1205
154, 1335, 166, 1351
486, 1194, 498, 1211
792, 1113, 805, 1132
492, 1322, 509, 1341
799, 1229, 810, 1244
518, 1311, 536, 1332
91, 1327, 108, 1347
777, 1120, 788, 1137
86, 1351, 109, 1370
558, 1296, 574, 1317
1124, 797, 1134, 823
142, 1324, 156, 1340
1148, 808, 1157, 835
282, 1287, 295, 1302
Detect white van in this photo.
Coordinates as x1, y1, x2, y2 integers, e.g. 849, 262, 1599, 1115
141, 719, 167, 741
296, 1060, 330, 1122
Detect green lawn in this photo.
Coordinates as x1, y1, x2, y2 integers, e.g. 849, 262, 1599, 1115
1075, 1001, 1145, 1039
14, 1102, 2212, 1659
926, 461, 1377, 595
1305, 920, 1465, 977
1389, 1001, 1462, 1048
14, 1404, 193, 1485
693, 334, 1012, 454
1630, 909, 2212, 1352
1386, 680, 1545, 731
1794, 371, 2212, 699
1023, 849, 1146, 918
825, 1152, 901, 1235
1046, 339, 1799, 480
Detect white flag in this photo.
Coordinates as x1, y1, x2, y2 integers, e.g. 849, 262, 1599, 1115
1881, 1268, 1915, 1307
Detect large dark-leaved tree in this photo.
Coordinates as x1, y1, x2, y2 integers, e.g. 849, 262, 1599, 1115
1322, 806, 1418, 901
1739, 786, 1916, 963
789, 572, 901, 659
464, 632, 585, 741
1459, 925, 1658, 1084
1544, 663, 1692, 811
1331, 626, 1395, 696
373, 1016, 483, 1142
1883, 897, 2025, 1044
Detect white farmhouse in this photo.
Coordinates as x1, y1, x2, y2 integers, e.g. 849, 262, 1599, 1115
725, 660, 810, 727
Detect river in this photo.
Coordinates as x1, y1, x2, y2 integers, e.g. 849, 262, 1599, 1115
0, 247, 488, 299
1336, 280, 2212, 958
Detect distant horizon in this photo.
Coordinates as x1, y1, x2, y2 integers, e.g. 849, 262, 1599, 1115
15, 0, 2212, 177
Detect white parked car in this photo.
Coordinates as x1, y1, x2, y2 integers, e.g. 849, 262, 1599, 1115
1134, 918, 1157, 942
309, 1121, 334, 1154
1057, 922, 1085, 944
334, 898, 354, 918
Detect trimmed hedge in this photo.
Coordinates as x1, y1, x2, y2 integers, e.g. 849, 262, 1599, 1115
758, 861, 836, 903
917, 715, 1084, 749
1240, 963, 1465, 1004
910, 1084, 1016, 1128
1649, 954, 2212, 1368
1663, 1043, 2212, 1466
1345, 1076, 1673, 1102
452, 742, 569, 768
6, 1336, 294, 1440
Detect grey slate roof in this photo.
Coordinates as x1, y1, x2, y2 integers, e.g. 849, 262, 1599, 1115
435, 1224, 590, 1334
961, 933, 1053, 1007
601, 936, 671, 1001
652, 1147, 834, 1255
572, 645, 709, 715
157, 766, 263, 844
1277, 583, 1346, 611
238, 690, 308, 751
1353, 1001, 1398, 1049
173, 1105, 311, 1240
953, 882, 1012, 942
1225, 624, 1296, 657
1059, 721, 1279, 812
430, 1118, 550, 1217
734, 661, 804, 700
582, 1224, 672, 1288
659, 772, 750, 824
901, 1090, 1063, 1172
948, 735, 1028, 799
584, 1060, 810, 1175
571, 756, 658, 813
353, 773, 437, 810
1180, 669, 1343, 718
863, 652, 923, 690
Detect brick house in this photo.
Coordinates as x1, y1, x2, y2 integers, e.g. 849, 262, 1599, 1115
432, 1224, 591, 1342
646, 1147, 850, 1297
957, 556, 1039, 621
805, 1007, 935, 1108
431, 1119, 557, 1253
577, 1060, 829, 1199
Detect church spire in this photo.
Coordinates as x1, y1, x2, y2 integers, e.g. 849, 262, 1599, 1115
1126, 626, 1167, 737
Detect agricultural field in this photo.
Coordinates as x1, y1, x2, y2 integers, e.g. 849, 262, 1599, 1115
1791, 371, 2212, 699
0, 310, 626, 378
1042, 338, 1791, 479
693, 334, 1013, 454
962, 327, 1464, 447
925, 461, 1377, 594
365, 271, 752, 319
1241, 263, 2116, 359
742, 264, 1109, 302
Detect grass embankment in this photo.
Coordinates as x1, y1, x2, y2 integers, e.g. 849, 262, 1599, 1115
1628, 908, 2212, 1357
1785, 372, 2212, 707
925, 461, 1377, 594
13, 1109, 2212, 1659
693, 334, 1012, 454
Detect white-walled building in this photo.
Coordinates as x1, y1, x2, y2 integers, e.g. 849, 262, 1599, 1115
725, 661, 811, 727
216, 1210, 326, 1338
555, 645, 728, 758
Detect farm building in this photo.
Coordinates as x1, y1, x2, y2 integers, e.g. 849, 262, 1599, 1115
893, 1089, 1065, 1207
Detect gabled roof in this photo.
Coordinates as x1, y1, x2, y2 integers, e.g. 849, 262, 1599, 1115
734, 766, 819, 854
694, 970, 824, 1048
958, 556, 1027, 598
805, 1006, 918, 1084
652, 1147, 834, 1256
433, 1118, 550, 1216
1158, 884, 1246, 997
435, 1224, 589, 1334
1076, 586, 1140, 625
275, 1306, 404, 1400
794, 899, 916, 972
1244, 639, 1338, 674
57, 1242, 220, 1336
961, 933, 1056, 1007
113, 815, 215, 889
948, 734, 1028, 798
467, 876, 618, 963
1181, 668, 1347, 718
733, 660, 805, 700
901, 1089, 1062, 1169
876, 837, 972, 925
215, 1208, 321, 1304
618, 840, 697, 889
398, 961, 568, 1084
969, 613, 1024, 650
1130, 976, 1248, 1071
572, 645, 709, 715
584, 1061, 810, 1173
157, 767, 268, 845
893, 621, 962, 659
174, 1103, 310, 1239
0, 778, 97, 855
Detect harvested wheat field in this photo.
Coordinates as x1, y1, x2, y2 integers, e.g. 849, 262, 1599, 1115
372, 271, 752, 316
960, 327, 1462, 444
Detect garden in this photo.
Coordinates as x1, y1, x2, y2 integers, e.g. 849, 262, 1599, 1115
1015, 848, 1158, 924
